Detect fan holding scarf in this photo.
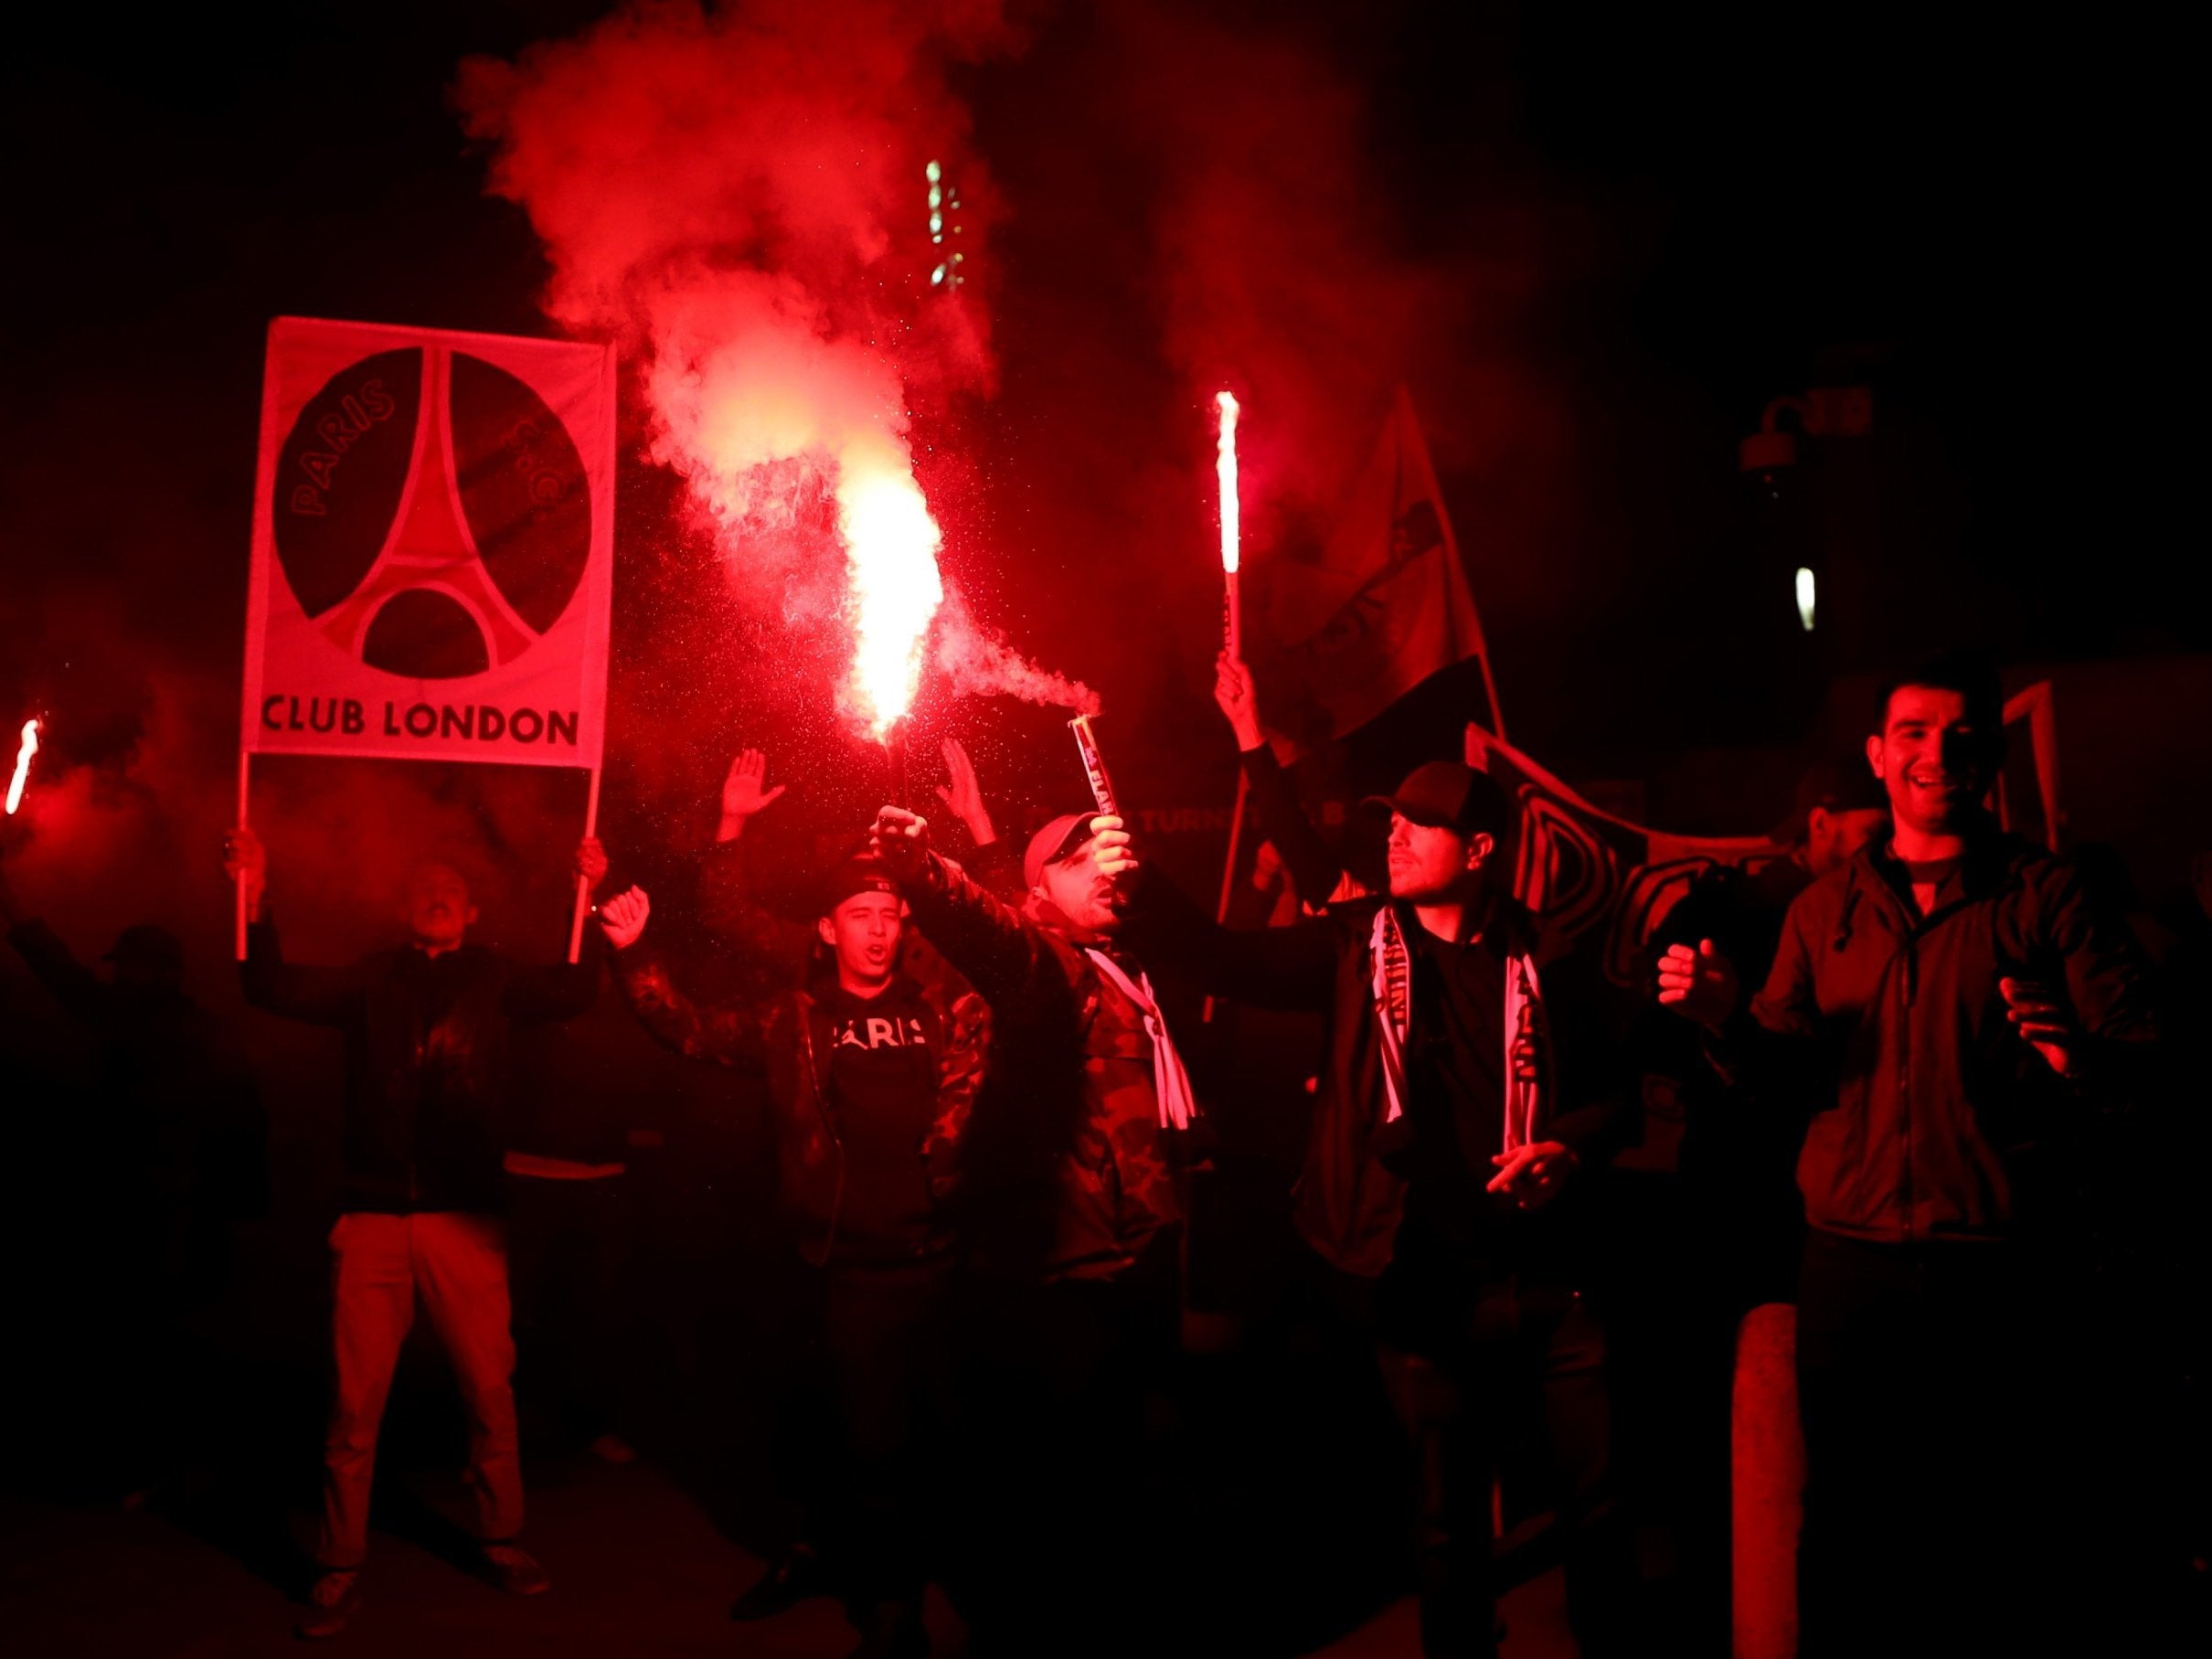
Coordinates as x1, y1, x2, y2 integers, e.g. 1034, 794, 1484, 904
1108, 759, 1639, 1659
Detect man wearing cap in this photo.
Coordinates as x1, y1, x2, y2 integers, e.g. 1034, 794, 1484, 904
224, 828, 606, 1637
1098, 760, 1638, 1659
593, 845, 987, 1659
868, 802, 1192, 1657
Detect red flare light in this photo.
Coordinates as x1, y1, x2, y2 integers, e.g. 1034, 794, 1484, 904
5, 718, 37, 814
838, 460, 945, 739
1215, 390, 1240, 576
1216, 390, 1242, 655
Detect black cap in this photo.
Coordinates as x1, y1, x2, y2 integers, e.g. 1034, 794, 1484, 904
816, 856, 901, 917
103, 923, 184, 978
1361, 761, 1514, 843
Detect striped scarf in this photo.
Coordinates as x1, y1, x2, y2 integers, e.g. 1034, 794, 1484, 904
1082, 949, 1199, 1132
1368, 905, 1548, 1153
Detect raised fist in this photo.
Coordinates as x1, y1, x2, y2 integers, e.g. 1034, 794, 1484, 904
1213, 653, 1264, 752
597, 885, 652, 951
870, 806, 931, 877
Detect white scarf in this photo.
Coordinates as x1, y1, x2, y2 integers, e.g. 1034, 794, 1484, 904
1082, 948, 1199, 1132
1368, 906, 1547, 1152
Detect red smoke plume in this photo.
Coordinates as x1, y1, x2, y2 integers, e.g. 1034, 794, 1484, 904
457, 0, 1091, 732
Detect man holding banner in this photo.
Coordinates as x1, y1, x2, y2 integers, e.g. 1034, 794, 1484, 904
235, 316, 618, 959
227, 828, 607, 1636
228, 315, 621, 1636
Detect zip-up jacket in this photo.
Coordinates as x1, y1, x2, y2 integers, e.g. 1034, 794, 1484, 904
241, 919, 599, 1214
1120, 874, 1634, 1279
1722, 833, 2159, 1245
613, 945, 988, 1267
899, 851, 1185, 1284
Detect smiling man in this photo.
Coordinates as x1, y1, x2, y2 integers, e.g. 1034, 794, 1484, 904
1656, 653, 2162, 1656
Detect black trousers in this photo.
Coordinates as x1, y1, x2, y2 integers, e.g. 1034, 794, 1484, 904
1374, 1265, 1632, 1659
816, 1256, 958, 1617
951, 1252, 1180, 1658
1794, 1228, 2061, 1658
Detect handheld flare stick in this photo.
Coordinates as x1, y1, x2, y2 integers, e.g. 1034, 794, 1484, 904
5, 718, 37, 816
887, 718, 911, 813
1069, 713, 1121, 820
1216, 391, 1241, 656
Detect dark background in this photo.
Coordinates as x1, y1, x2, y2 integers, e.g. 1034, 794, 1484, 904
3, 3, 2197, 933
0, 5, 2198, 1646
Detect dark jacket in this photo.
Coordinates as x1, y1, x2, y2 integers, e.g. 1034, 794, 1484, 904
1725, 833, 2160, 1246
1122, 877, 1635, 1279
241, 920, 599, 1215
613, 946, 988, 1267
900, 852, 1185, 1284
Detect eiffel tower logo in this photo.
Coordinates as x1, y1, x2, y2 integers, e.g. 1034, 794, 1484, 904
275, 346, 591, 680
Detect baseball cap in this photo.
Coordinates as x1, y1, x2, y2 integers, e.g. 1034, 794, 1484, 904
816, 856, 901, 917
1361, 761, 1514, 842
1023, 812, 1097, 889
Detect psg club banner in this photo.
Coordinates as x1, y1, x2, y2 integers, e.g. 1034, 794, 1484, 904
1465, 724, 1786, 985
240, 317, 617, 770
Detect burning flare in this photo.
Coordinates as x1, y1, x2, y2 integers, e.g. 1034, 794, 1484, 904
5, 718, 37, 815
837, 456, 945, 737
1216, 391, 1241, 575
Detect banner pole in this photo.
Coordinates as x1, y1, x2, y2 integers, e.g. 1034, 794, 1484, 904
1200, 769, 1250, 1024
567, 765, 602, 964
233, 752, 251, 962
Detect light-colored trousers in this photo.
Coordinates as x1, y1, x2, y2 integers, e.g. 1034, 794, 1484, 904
317, 1211, 524, 1568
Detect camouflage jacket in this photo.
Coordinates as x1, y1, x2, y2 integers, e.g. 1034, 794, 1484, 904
900, 852, 1184, 1284
614, 945, 989, 1267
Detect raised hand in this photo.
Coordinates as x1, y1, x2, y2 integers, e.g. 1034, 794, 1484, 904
1656, 938, 1739, 1032
1999, 975, 2081, 1078
225, 825, 269, 918
1213, 652, 1264, 752
934, 738, 997, 845
598, 885, 652, 951
870, 806, 931, 877
1487, 1141, 1578, 1209
718, 749, 787, 843
1089, 814, 1139, 881
576, 836, 611, 894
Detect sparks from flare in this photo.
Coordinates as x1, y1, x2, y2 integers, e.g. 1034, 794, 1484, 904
838, 463, 945, 739
5, 718, 37, 815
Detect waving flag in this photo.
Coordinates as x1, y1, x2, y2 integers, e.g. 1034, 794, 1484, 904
1255, 387, 1504, 760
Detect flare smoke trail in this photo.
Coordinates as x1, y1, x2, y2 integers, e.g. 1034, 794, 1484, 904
458, 0, 1087, 733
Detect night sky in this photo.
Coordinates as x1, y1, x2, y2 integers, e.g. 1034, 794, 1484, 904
1, 1, 2194, 939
